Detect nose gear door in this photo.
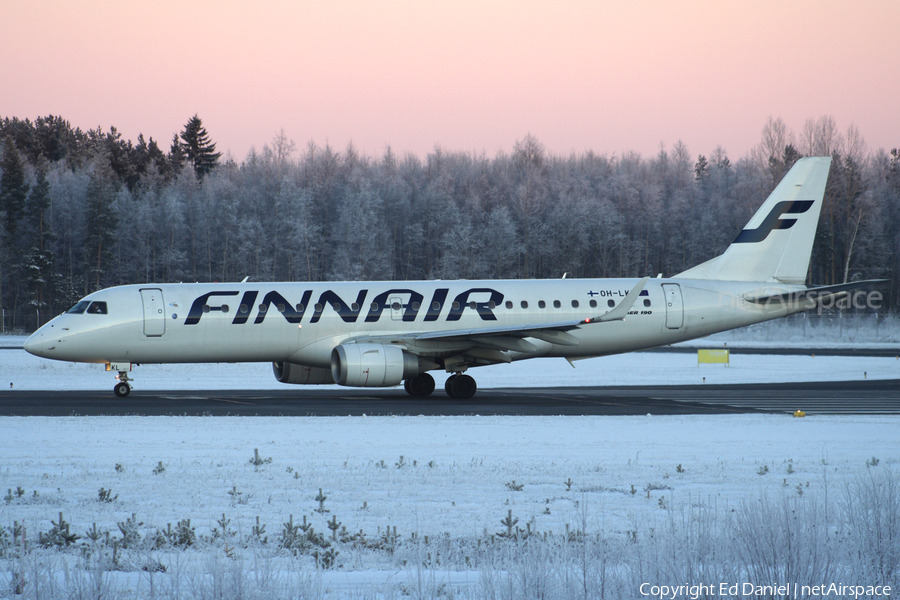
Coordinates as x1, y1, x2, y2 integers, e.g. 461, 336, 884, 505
140, 288, 166, 336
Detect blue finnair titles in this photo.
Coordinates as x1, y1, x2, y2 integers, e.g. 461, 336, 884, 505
23, 157, 882, 399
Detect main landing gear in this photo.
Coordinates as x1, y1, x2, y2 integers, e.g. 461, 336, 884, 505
403, 372, 478, 399
404, 373, 435, 397
444, 373, 477, 399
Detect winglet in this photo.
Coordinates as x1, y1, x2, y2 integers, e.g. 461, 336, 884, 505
585, 277, 649, 323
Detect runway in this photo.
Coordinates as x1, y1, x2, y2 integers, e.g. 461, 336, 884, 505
2, 379, 898, 416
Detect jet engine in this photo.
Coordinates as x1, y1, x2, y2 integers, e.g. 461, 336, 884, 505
273, 361, 335, 384
331, 343, 430, 387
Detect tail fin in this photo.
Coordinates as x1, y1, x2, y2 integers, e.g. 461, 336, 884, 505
674, 156, 832, 284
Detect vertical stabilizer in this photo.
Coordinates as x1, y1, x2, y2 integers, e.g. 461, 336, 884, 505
674, 156, 831, 283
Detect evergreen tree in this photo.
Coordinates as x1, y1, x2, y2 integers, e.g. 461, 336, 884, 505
0, 136, 31, 318
83, 163, 119, 291
23, 166, 55, 322
169, 132, 186, 173
1, 136, 29, 242
178, 115, 221, 179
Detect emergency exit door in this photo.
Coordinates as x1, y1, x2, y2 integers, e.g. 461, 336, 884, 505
140, 288, 166, 336
661, 283, 684, 329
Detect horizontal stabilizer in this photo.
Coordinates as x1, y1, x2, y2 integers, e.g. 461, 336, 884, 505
743, 279, 887, 304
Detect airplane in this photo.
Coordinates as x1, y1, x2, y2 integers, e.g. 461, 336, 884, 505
24, 156, 881, 398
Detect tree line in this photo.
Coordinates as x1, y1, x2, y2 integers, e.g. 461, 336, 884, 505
0, 114, 897, 331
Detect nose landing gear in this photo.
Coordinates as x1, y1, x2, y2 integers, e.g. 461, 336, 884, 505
108, 363, 133, 397
114, 378, 131, 397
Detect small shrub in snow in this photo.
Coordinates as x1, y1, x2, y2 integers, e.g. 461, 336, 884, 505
867, 456, 880, 467
170, 518, 195, 547
395, 455, 408, 468
314, 488, 328, 513
505, 480, 524, 492
252, 515, 267, 544
97, 487, 118, 503
757, 464, 770, 475
114, 463, 124, 473
83, 522, 105, 543
117, 513, 142, 549
249, 447, 272, 469
152, 461, 165, 475
228, 485, 250, 506
499, 509, 520, 538
211, 513, 236, 540
38, 511, 78, 548
327, 515, 341, 540
564, 477, 574, 491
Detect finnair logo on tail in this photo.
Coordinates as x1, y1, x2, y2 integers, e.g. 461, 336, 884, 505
733, 200, 814, 244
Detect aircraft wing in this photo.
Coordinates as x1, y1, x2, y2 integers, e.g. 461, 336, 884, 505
349, 277, 649, 356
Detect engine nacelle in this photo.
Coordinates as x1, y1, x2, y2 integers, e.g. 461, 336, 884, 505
330, 343, 425, 387
273, 361, 335, 385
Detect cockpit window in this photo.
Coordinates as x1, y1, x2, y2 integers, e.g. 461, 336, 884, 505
66, 301, 90, 314
86, 301, 108, 314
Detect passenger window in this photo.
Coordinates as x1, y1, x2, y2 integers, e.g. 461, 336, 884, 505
505, 301, 513, 309
521, 301, 528, 309
553, 300, 561, 308
643, 299, 651, 307
431, 301, 440, 311
371, 302, 380, 311
391, 302, 402, 310
296, 304, 305, 312
608, 299, 615, 308
240, 304, 248, 313
203, 305, 211, 313
411, 302, 419, 310
221, 304, 229, 313
538, 301, 546, 309
277, 303, 286, 313
571, 300, 579, 308
452, 302, 460, 310
67, 301, 90, 314
589, 299, 597, 308
86, 301, 108, 314
258, 304, 268, 313
332, 303, 342, 312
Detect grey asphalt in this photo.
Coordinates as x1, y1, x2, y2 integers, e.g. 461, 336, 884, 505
1, 379, 898, 416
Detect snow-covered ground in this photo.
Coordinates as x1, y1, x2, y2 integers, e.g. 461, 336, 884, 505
2, 414, 899, 598
2, 325, 899, 598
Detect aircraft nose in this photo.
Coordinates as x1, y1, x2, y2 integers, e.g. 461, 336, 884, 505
23, 331, 45, 357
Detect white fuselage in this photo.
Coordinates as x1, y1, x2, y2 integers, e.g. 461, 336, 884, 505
24, 277, 807, 368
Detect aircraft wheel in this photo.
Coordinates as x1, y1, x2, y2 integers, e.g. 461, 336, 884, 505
114, 382, 131, 397
449, 374, 477, 399
406, 373, 435, 397
444, 374, 458, 397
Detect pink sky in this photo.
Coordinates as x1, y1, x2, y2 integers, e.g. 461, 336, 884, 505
3, 1, 898, 161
